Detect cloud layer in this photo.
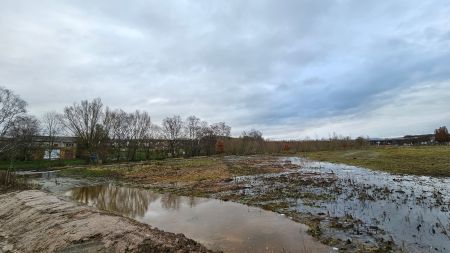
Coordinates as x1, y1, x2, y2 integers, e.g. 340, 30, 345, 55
1, 0, 450, 138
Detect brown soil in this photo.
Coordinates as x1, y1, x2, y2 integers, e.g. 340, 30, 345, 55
0, 190, 216, 253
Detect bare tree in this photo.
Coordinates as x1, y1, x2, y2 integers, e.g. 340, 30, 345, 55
196, 121, 210, 139
0, 87, 28, 155
196, 122, 231, 155
149, 124, 163, 139
144, 123, 164, 160
102, 107, 115, 140
127, 110, 151, 160
41, 112, 63, 158
0, 87, 27, 137
211, 122, 231, 137
42, 112, 63, 138
7, 115, 40, 161
185, 116, 201, 156
62, 98, 107, 161
162, 115, 184, 156
198, 122, 216, 155
185, 116, 201, 140
108, 109, 130, 161
108, 109, 153, 161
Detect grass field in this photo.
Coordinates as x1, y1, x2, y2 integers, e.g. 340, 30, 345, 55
5, 146, 450, 178
303, 146, 450, 177
0, 159, 87, 171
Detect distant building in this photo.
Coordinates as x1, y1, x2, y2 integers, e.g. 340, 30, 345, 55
368, 134, 435, 146
32, 136, 78, 160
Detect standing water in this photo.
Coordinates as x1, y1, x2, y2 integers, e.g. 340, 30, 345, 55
233, 157, 450, 253
66, 184, 332, 253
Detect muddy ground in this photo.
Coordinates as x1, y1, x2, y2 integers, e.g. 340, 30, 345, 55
24, 155, 450, 252
0, 190, 216, 253
214, 157, 450, 253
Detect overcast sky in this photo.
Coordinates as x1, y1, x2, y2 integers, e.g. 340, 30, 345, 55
1, 0, 450, 139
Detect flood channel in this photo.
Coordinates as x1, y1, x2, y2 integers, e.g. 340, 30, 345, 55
66, 184, 332, 253
30, 157, 450, 253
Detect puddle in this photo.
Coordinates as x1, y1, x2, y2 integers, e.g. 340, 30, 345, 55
66, 184, 332, 253
15, 170, 58, 179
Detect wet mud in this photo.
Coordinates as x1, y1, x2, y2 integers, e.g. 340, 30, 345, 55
216, 157, 450, 252
22, 155, 450, 253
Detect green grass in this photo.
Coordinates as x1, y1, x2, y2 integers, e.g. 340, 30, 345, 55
303, 146, 450, 177
0, 159, 87, 171
57, 167, 122, 178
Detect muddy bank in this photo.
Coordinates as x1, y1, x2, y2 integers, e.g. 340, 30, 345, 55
66, 184, 332, 253
0, 190, 215, 253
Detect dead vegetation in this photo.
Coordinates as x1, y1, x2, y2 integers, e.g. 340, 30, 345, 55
0, 170, 36, 193
123, 157, 231, 184
58, 155, 298, 197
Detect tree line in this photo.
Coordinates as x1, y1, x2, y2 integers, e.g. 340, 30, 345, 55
8, 86, 447, 164
0, 87, 236, 162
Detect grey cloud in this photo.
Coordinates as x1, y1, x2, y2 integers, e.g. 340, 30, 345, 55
1, 0, 449, 138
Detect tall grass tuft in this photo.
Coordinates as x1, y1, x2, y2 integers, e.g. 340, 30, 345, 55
0, 169, 36, 192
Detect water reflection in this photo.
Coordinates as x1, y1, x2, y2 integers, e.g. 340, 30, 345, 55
15, 170, 57, 179
67, 184, 331, 253
69, 184, 189, 217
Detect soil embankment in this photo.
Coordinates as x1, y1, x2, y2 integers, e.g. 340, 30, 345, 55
0, 190, 215, 253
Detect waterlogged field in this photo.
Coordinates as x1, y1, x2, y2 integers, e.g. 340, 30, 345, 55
34, 153, 450, 253
217, 158, 450, 252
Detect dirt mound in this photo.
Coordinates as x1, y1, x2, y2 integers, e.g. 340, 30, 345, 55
0, 190, 216, 253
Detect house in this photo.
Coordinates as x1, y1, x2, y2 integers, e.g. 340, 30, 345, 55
32, 136, 78, 160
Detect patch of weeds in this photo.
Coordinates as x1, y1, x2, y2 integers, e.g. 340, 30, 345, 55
58, 167, 122, 178
307, 219, 323, 237
358, 191, 375, 201
261, 201, 290, 212
0, 170, 39, 192
0, 159, 87, 171
298, 192, 334, 201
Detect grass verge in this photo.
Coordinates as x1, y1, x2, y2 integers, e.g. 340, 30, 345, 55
0, 159, 87, 171
58, 167, 122, 178
303, 146, 450, 177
